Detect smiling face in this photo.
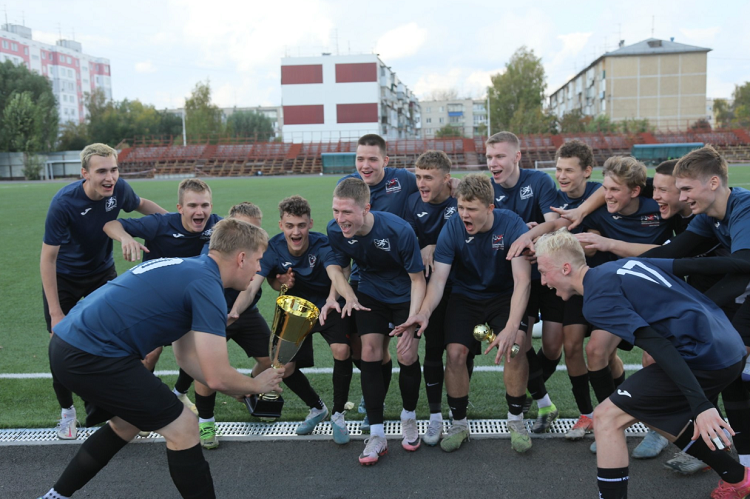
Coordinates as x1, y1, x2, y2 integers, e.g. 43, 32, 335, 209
279, 213, 312, 256
178, 190, 213, 233
537, 254, 576, 301
675, 175, 720, 216
653, 173, 689, 219
332, 196, 369, 238
356, 144, 388, 186
556, 156, 591, 198
457, 196, 493, 235
415, 167, 451, 204
81, 155, 119, 201
486, 141, 521, 187
603, 174, 640, 215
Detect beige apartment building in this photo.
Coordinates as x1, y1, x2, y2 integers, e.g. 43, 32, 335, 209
549, 38, 711, 131
420, 98, 487, 138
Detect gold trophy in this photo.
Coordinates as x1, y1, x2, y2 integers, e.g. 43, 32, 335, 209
245, 284, 320, 420
473, 323, 520, 358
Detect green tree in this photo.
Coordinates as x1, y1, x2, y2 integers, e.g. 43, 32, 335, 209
226, 109, 274, 140
713, 98, 733, 129
434, 124, 463, 138
0, 60, 58, 151
586, 114, 619, 133
487, 46, 547, 133
558, 109, 587, 134
507, 102, 557, 134
185, 80, 224, 142
732, 82, 750, 128
3, 91, 44, 179
57, 121, 90, 151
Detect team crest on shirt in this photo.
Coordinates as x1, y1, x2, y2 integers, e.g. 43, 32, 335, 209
105, 196, 117, 212
385, 178, 402, 194
492, 234, 505, 251
444, 206, 457, 219
308, 254, 317, 268
201, 228, 213, 240
520, 186, 533, 200
374, 238, 391, 251
641, 214, 661, 227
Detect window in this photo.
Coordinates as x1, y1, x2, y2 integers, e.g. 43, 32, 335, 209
48, 52, 53, 60
1, 41, 7, 49
82, 66, 88, 72
32, 54, 38, 60
75, 59, 79, 66
426, 107, 431, 113
24, 47, 28, 55
439, 106, 444, 112
426, 117, 432, 123
439, 117, 444, 124
105, 65, 109, 74
66, 56, 72, 64
11, 42, 17, 51
449, 116, 462, 123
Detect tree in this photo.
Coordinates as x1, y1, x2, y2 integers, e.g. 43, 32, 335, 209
507, 102, 557, 134
3, 91, 44, 179
558, 109, 587, 134
586, 114, 619, 133
429, 88, 460, 101
184, 80, 224, 141
487, 46, 547, 134
0, 60, 58, 151
732, 82, 750, 128
226, 109, 274, 140
713, 98, 733, 129
57, 121, 90, 151
434, 124, 463, 138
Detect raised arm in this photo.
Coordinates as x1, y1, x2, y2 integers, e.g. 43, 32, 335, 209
136, 197, 168, 215
103, 220, 150, 262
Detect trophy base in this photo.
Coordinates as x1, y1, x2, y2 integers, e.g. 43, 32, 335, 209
244, 394, 285, 420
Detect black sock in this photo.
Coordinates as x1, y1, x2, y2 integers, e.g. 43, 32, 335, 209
569, 373, 593, 415
174, 368, 194, 394
352, 357, 362, 371
398, 360, 421, 413
506, 393, 526, 417
283, 370, 323, 410
721, 375, 750, 455
381, 359, 393, 397
447, 395, 469, 421
466, 355, 475, 379
53, 423, 129, 496
597, 467, 629, 499
537, 348, 561, 382
166, 443, 216, 499
423, 359, 444, 413
613, 372, 626, 388
589, 366, 616, 403
52, 374, 74, 409
526, 349, 548, 399
360, 360, 385, 425
195, 392, 217, 420
332, 357, 353, 414
674, 423, 746, 483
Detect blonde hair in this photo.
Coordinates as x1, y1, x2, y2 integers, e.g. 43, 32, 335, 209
80, 143, 118, 171
602, 156, 646, 190
535, 228, 586, 269
415, 150, 452, 174
333, 178, 370, 208
209, 218, 268, 254
178, 178, 212, 205
456, 173, 493, 206
228, 201, 263, 220
673, 145, 728, 186
486, 131, 520, 151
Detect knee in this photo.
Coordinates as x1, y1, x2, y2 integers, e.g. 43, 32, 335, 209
585, 339, 610, 364
445, 345, 468, 368
282, 362, 297, 378
593, 400, 625, 430
330, 343, 350, 361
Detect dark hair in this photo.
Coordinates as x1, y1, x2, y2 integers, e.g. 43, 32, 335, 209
357, 134, 387, 157
655, 159, 679, 176
556, 140, 594, 169
278, 195, 311, 218
673, 145, 728, 186
415, 150, 451, 174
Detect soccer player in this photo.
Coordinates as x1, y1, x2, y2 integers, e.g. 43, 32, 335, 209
103, 178, 222, 413
41, 143, 166, 440
535, 228, 750, 499
328, 178, 426, 465
39, 219, 285, 499
233, 195, 356, 445
403, 150, 458, 445
396, 174, 533, 454
485, 131, 560, 432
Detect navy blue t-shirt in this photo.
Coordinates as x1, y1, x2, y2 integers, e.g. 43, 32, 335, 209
581, 197, 673, 262
582, 257, 745, 370
119, 212, 222, 260
404, 192, 459, 248
53, 255, 227, 359
259, 232, 349, 309
200, 242, 261, 312
340, 167, 418, 218
491, 169, 558, 224
687, 187, 750, 253
327, 211, 424, 304
434, 209, 529, 300
43, 179, 141, 276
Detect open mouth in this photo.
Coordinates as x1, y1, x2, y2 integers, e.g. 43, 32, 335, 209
290, 234, 303, 245
463, 220, 474, 232
191, 216, 206, 229
339, 222, 353, 236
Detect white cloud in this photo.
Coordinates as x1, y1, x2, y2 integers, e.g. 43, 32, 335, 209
550, 32, 593, 68
374, 23, 427, 61
135, 61, 157, 73
679, 27, 721, 45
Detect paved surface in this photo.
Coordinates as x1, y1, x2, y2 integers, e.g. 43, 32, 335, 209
2, 436, 720, 498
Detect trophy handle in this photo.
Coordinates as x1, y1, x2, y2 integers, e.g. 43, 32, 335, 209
279, 284, 288, 296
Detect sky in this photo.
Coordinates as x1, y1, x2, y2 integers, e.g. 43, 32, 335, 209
7, 0, 750, 109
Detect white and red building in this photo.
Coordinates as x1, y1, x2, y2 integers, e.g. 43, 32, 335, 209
1, 24, 112, 124
281, 53, 420, 142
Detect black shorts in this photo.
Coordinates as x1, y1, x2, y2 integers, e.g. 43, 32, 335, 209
43, 265, 117, 333
562, 295, 590, 328
354, 291, 410, 336
312, 308, 353, 346
49, 335, 184, 431
445, 293, 527, 355
609, 360, 744, 437
730, 301, 750, 347
226, 306, 272, 359
524, 279, 564, 324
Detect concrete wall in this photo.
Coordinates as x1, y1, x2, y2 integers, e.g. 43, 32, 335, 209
0, 151, 82, 180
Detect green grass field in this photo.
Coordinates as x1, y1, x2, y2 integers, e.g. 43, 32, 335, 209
2, 165, 749, 428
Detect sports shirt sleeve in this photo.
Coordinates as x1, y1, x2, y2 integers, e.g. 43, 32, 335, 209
729, 202, 750, 252
320, 242, 350, 268
258, 245, 279, 277
583, 284, 649, 344
433, 218, 458, 266
185, 278, 227, 337
686, 214, 715, 239
119, 214, 162, 240
398, 225, 425, 274
536, 173, 559, 215
43, 200, 71, 246
117, 180, 141, 212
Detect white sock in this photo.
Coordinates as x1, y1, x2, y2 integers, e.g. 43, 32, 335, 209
453, 417, 468, 427
739, 454, 750, 467
508, 412, 522, 422
310, 404, 326, 415
401, 409, 416, 420
172, 387, 183, 396
61, 406, 75, 419
199, 417, 215, 424
430, 412, 443, 423
370, 423, 385, 438
43, 488, 70, 499
584, 412, 594, 419
535, 394, 552, 409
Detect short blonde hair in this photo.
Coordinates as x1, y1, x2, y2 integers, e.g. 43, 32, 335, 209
415, 150, 451, 174
535, 228, 586, 269
602, 156, 646, 190
228, 201, 262, 220
80, 143, 118, 171
456, 173, 493, 206
178, 178, 212, 205
673, 145, 728, 186
333, 178, 370, 208
486, 131, 520, 151
209, 218, 268, 254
